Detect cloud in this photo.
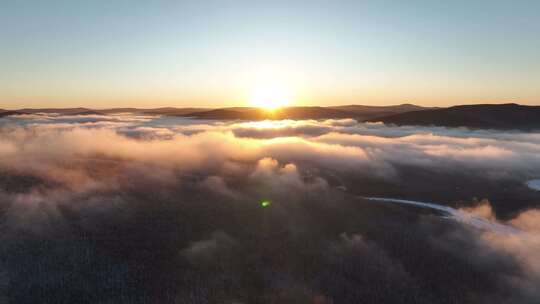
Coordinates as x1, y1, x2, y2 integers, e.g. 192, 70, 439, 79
182, 231, 237, 264
440, 201, 540, 302
484, 208, 540, 280
1, 114, 540, 302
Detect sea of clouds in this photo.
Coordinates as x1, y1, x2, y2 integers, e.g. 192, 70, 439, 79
1, 113, 540, 303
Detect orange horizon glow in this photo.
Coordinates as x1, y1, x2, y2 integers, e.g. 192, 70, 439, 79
3, 87, 535, 110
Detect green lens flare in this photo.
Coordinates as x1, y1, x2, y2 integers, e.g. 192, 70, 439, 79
260, 201, 271, 208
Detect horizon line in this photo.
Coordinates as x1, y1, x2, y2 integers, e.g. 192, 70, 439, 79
0, 101, 534, 111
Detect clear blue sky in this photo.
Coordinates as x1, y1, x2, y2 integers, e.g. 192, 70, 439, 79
1, 0, 539, 108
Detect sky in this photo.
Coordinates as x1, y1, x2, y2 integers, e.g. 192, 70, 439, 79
1, 0, 539, 109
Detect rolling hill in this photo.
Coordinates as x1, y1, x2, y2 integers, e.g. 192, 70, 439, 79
180, 104, 431, 120
1, 104, 430, 121
369, 103, 540, 129
0, 109, 21, 117
17, 108, 100, 115
9, 103, 540, 130
182, 107, 355, 120
329, 104, 429, 120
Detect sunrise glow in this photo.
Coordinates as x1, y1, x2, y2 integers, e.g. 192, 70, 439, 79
249, 83, 291, 110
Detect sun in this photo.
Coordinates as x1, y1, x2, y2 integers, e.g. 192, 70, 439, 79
249, 83, 291, 110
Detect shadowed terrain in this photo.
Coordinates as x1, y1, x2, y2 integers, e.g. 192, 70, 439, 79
6, 104, 430, 121
370, 104, 540, 130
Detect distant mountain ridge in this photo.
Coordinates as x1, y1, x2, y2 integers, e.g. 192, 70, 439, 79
0, 109, 22, 117
369, 103, 540, 129
329, 104, 429, 120
2, 104, 431, 121
4, 103, 540, 130
17, 107, 99, 115
171, 104, 432, 120
183, 107, 353, 120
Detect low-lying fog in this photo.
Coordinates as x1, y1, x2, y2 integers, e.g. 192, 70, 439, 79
1, 113, 540, 303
